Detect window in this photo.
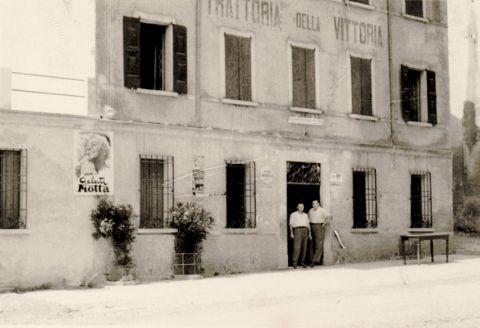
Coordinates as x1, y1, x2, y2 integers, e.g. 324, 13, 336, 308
351, 56, 372, 116
123, 17, 187, 94
226, 161, 256, 228
0, 150, 26, 229
401, 66, 437, 125
352, 168, 377, 228
292, 46, 316, 109
225, 33, 252, 101
410, 172, 432, 228
405, 0, 423, 18
139, 155, 174, 228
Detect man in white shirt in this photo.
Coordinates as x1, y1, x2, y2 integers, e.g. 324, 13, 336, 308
308, 200, 331, 266
289, 203, 311, 268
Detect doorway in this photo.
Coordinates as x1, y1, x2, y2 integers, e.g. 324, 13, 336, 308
286, 162, 321, 266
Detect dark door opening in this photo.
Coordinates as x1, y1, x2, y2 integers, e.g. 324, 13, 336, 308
286, 161, 322, 267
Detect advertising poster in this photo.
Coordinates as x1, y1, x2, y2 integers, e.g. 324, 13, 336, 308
74, 131, 114, 195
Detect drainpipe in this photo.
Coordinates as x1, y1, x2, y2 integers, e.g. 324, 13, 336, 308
195, 0, 202, 126
387, 0, 395, 145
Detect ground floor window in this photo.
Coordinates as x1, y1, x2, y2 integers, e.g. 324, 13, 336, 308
226, 160, 256, 228
0, 149, 26, 229
352, 168, 377, 228
410, 172, 432, 228
139, 155, 174, 228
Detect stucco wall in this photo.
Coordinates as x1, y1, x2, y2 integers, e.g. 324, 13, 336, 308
0, 110, 452, 288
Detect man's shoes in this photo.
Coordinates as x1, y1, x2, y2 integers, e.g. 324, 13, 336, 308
310, 263, 315, 268
302, 264, 307, 268
293, 265, 297, 269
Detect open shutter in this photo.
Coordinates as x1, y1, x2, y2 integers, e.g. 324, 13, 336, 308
400, 65, 411, 122
173, 24, 188, 94
427, 70, 437, 125
225, 34, 240, 99
239, 37, 252, 101
305, 48, 316, 109
361, 59, 372, 116
123, 17, 141, 89
292, 46, 306, 108
351, 57, 362, 115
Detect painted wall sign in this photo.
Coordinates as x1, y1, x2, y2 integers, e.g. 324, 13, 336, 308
333, 17, 383, 48
208, 0, 282, 27
296, 12, 320, 32
193, 156, 205, 195
260, 166, 274, 185
74, 131, 114, 195
329, 173, 343, 185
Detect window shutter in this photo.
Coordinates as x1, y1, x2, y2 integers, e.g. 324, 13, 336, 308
361, 59, 372, 116
123, 17, 141, 89
292, 46, 306, 108
225, 34, 240, 100
400, 65, 411, 121
351, 57, 362, 115
405, 0, 423, 18
173, 24, 188, 94
305, 49, 316, 109
427, 70, 437, 125
239, 37, 252, 101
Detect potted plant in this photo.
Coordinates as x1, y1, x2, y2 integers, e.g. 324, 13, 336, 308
168, 202, 214, 276
90, 196, 137, 281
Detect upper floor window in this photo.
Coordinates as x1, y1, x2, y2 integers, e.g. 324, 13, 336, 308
352, 168, 377, 229
224, 33, 252, 101
291, 46, 316, 109
410, 172, 432, 229
226, 161, 256, 229
405, 0, 423, 18
123, 17, 187, 94
0, 150, 26, 229
401, 66, 437, 125
351, 56, 372, 116
139, 155, 174, 229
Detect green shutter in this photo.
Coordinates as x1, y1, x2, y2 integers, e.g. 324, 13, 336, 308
225, 34, 240, 99
361, 58, 372, 116
239, 37, 252, 101
427, 70, 437, 125
305, 48, 316, 109
123, 17, 141, 89
292, 46, 306, 108
173, 24, 188, 94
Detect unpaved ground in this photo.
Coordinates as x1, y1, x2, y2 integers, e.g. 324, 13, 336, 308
2, 255, 480, 327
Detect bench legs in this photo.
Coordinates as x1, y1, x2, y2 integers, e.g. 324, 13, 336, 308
416, 240, 421, 265
430, 239, 434, 262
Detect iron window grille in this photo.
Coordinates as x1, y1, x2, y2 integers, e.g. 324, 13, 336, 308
286, 162, 321, 185
352, 168, 377, 228
0, 149, 27, 229
226, 160, 256, 229
410, 171, 432, 228
139, 155, 174, 228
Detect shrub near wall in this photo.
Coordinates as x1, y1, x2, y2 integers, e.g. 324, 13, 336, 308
455, 197, 480, 233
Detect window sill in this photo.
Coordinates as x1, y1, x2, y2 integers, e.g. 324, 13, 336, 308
137, 228, 178, 235
401, 14, 429, 24
222, 228, 258, 234
351, 228, 378, 234
345, 1, 375, 11
136, 89, 179, 98
349, 113, 379, 122
406, 121, 433, 128
408, 228, 434, 233
288, 116, 324, 126
0, 229, 30, 235
221, 98, 259, 107
290, 107, 323, 115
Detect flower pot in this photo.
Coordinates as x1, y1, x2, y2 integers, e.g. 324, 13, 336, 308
174, 253, 202, 276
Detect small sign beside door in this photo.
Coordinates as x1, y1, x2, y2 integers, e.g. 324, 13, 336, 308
329, 173, 343, 185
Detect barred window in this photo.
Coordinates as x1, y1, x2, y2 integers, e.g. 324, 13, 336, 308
0, 149, 27, 229
140, 155, 174, 228
226, 161, 256, 229
352, 168, 377, 228
410, 172, 432, 228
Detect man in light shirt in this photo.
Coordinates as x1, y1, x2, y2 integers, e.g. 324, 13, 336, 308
289, 203, 311, 269
308, 200, 331, 266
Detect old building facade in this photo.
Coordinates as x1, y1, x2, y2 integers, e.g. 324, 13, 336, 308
0, 0, 451, 289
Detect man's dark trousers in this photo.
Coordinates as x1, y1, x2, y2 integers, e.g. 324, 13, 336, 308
292, 227, 309, 267
310, 223, 325, 264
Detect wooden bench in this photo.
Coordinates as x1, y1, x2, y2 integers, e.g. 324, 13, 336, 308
400, 233, 450, 265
